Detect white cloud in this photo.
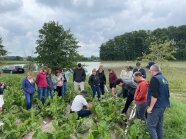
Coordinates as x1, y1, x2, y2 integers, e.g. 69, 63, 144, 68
0, 0, 186, 57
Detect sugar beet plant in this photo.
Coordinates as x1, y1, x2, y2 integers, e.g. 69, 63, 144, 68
0, 74, 147, 139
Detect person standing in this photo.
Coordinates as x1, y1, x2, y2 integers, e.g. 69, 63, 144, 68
53, 70, 63, 97
73, 63, 86, 93
120, 66, 133, 80
89, 68, 101, 99
71, 90, 92, 118
133, 72, 149, 121
61, 68, 69, 98
147, 64, 170, 139
22, 72, 35, 110
108, 69, 117, 90
133, 62, 146, 78
97, 66, 106, 95
46, 68, 54, 98
36, 67, 48, 104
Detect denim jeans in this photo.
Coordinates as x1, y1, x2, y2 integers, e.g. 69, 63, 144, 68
47, 88, 54, 98
62, 83, 67, 98
25, 93, 33, 110
92, 86, 101, 99
78, 109, 91, 118
38, 87, 47, 104
147, 107, 165, 139
136, 103, 147, 121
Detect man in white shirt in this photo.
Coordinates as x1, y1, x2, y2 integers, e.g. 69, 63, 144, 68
71, 90, 92, 118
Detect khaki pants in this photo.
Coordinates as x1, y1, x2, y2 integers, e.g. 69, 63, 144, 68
74, 81, 84, 93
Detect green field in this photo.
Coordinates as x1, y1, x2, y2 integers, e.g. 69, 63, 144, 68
0, 61, 186, 138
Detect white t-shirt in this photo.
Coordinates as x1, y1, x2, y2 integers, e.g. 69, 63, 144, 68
71, 95, 88, 112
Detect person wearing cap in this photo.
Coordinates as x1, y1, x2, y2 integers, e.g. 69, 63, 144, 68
73, 63, 86, 93
133, 72, 149, 121
133, 62, 146, 78
89, 68, 101, 99
71, 90, 92, 118
147, 64, 170, 139
114, 78, 137, 114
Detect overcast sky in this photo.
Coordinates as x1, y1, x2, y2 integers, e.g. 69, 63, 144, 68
0, 0, 186, 57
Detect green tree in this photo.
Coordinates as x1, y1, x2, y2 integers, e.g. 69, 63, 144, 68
143, 40, 176, 61
0, 37, 7, 57
35, 21, 80, 70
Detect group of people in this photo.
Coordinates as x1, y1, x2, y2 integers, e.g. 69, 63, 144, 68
0, 61, 170, 139
70, 62, 170, 139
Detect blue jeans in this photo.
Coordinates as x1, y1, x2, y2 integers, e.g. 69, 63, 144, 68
62, 83, 67, 98
92, 86, 101, 99
25, 93, 33, 110
147, 107, 165, 139
38, 87, 47, 104
136, 103, 147, 121
47, 88, 54, 98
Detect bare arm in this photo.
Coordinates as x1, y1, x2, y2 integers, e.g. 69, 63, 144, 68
147, 96, 157, 113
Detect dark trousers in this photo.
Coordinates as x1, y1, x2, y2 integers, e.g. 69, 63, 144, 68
25, 93, 33, 110
100, 83, 105, 95
136, 103, 147, 121
78, 109, 91, 118
92, 86, 101, 99
122, 95, 134, 113
57, 86, 62, 97
147, 107, 165, 139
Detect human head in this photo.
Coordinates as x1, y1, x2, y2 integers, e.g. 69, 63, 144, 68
133, 72, 143, 82
77, 63, 82, 69
136, 62, 141, 68
80, 90, 88, 97
108, 69, 113, 73
42, 66, 48, 73
27, 71, 33, 79
115, 78, 124, 87
149, 64, 161, 76
124, 66, 130, 72
92, 68, 97, 75
47, 68, 52, 75
55, 70, 60, 76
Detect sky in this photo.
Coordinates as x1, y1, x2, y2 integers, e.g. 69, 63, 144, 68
0, 0, 186, 57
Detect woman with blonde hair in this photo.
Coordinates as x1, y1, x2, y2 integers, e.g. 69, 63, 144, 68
22, 72, 35, 110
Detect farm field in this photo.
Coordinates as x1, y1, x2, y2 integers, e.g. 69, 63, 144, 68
0, 61, 186, 139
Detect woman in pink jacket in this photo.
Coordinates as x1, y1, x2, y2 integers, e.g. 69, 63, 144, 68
36, 67, 48, 104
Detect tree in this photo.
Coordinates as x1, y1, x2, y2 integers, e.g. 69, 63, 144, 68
35, 21, 80, 70
143, 40, 176, 62
0, 37, 7, 57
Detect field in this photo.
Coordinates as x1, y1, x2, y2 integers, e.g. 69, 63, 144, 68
0, 61, 186, 139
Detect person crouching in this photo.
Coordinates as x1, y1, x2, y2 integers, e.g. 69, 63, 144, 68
71, 90, 92, 118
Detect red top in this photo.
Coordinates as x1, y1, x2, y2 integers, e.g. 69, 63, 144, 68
109, 72, 117, 84
36, 71, 48, 88
134, 79, 149, 104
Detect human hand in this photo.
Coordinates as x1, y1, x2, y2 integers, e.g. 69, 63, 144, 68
147, 107, 153, 113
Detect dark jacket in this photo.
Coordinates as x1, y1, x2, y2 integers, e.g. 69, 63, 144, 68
121, 80, 137, 97
22, 78, 35, 94
147, 73, 170, 108
97, 71, 106, 84
133, 67, 146, 78
88, 74, 100, 87
73, 68, 86, 82
46, 74, 53, 89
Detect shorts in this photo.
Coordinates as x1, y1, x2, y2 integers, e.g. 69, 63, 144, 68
0, 95, 4, 107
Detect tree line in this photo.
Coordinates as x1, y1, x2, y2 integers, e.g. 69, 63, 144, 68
100, 25, 186, 60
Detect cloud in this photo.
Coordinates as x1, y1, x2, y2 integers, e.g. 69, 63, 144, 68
0, 0, 186, 57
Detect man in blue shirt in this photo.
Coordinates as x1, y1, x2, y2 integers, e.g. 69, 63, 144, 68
147, 64, 170, 139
